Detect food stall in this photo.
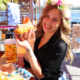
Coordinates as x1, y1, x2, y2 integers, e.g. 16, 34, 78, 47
0, 0, 35, 39
0, 1, 39, 79
0, 0, 40, 53
0, 0, 38, 55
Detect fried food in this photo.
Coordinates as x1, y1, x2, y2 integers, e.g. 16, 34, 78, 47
14, 22, 34, 34
0, 73, 24, 80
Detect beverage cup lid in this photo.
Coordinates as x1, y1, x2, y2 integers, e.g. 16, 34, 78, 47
4, 39, 16, 45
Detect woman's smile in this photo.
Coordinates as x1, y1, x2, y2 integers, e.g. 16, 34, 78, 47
44, 23, 52, 29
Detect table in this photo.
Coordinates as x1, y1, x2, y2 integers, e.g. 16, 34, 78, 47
0, 46, 35, 80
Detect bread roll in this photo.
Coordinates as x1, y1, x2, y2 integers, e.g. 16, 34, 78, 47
14, 22, 34, 34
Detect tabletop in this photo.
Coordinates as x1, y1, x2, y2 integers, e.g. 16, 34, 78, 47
0, 45, 35, 80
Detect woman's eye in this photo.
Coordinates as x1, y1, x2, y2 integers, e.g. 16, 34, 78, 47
45, 15, 49, 18
52, 19, 57, 22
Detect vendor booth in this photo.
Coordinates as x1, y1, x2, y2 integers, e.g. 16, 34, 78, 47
0, 0, 35, 40
0, 0, 40, 53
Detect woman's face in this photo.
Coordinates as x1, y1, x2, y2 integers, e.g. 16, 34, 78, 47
42, 8, 61, 34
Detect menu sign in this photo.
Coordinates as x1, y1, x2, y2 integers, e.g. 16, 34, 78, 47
7, 2, 20, 26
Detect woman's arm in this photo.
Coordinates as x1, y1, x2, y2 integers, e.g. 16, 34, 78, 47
24, 52, 34, 75
26, 47, 44, 79
24, 47, 44, 78
14, 30, 44, 79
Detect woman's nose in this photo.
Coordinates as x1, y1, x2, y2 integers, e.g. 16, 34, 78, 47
48, 19, 52, 24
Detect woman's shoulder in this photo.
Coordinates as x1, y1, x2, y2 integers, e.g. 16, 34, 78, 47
56, 37, 68, 48
58, 37, 67, 44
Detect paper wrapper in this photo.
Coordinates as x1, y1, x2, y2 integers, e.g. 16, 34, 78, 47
0, 63, 15, 75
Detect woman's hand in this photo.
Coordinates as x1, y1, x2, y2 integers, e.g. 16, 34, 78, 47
14, 33, 30, 49
14, 29, 35, 50
23, 29, 35, 50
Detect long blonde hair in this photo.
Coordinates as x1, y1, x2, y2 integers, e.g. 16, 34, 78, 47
35, 5, 73, 63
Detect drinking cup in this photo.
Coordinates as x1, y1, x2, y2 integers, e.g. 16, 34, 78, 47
4, 39, 18, 63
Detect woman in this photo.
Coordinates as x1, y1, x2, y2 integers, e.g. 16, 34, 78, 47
14, 0, 73, 80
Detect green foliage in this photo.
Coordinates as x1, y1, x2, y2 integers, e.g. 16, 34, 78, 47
0, 0, 8, 11
67, 19, 71, 24
3, 0, 10, 4
0, 0, 3, 3
3, 0, 9, 2
59, 5, 69, 10
14, 0, 18, 3
0, 3, 7, 11
47, 0, 52, 5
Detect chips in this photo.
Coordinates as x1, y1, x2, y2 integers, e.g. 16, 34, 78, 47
0, 73, 24, 80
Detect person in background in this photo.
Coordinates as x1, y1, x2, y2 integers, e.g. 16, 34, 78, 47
33, 18, 37, 30
14, 0, 73, 80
